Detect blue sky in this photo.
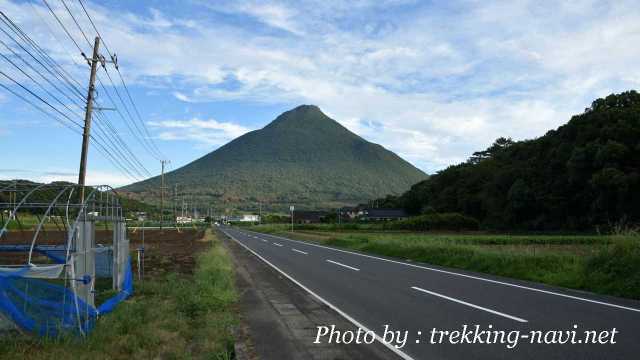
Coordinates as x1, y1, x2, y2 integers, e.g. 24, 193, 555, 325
1, 0, 639, 186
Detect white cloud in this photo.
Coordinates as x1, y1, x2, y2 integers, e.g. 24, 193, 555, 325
148, 118, 252, 148
2, 0, 640, 173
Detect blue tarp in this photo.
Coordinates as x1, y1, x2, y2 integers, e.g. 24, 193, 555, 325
0, 256, 133, 337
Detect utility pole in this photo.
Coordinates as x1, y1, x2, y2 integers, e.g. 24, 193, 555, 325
78, 37, 101, 202
290, 205, 294, 232
173, 183, 178, 227
159, 159, 169, 231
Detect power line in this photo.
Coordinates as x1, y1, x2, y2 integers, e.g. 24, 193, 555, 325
41, 0, 85, 54
1, 5, 165, 182
58, 0, 92, 49
0, 41, 83, 119
77, 0, 113, 57
0, 15, 85, 104
94, 110, 152, 177
0, 10, 86, 97
0, 9, 149, 183
92, 116, 146, 179
25, 2, 148, 179
0, 79, 82, 134
73, 0, 166, 161
113, 67, 166, 160
0, 71, 136, 181
28, 1, 88, 93
0, 69, 83, 128
99, 68, 162, 160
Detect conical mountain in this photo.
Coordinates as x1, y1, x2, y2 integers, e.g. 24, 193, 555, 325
124, 105, 427, 210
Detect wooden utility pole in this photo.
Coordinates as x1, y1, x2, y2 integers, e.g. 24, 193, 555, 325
159, 159, 169, 231
78, 37, 101, 202
174, 183, 178, 227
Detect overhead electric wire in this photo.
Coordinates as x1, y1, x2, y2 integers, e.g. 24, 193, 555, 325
57, 0, 92, 49
0, 11, 145, 180
113, 67, 166, 160
22, 3, 148, 179
40, 1, 156, 175
28, 1, 88, 93
0, 42, 83, 120
93, 109, 152, 177
0, 69, 83, 128
91, 116, 146, 179
0, 69, 139, 181
76, 0, 112, 57
0, 33, 86, 117
0, 5, 163, 180
0, 79, 82, 134
74, 0, 166, 161
0, 10, 86, 99
98, 68, 163, 161
0, 17, 85, 105
41, 0, 85, 54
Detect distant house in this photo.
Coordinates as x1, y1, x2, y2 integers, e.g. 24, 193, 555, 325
360, 208, 407, 221
293, 211, 327, 224
339, 206, 359, 220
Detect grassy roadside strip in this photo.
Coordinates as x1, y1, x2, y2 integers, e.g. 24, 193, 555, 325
249, 224, 640, 300
0, 229, 237, 360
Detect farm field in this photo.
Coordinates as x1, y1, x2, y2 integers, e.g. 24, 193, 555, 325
0, 229, 237, 359
248, 224, 640, 300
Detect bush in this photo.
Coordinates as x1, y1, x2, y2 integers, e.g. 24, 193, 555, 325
583, 239, 640, 299
384, 213, 480, 231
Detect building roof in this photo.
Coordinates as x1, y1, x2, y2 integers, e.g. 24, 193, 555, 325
293, 210, 327, 221
363, 208, 407, 218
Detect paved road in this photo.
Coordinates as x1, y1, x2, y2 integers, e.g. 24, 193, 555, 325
220, 226, 640, 360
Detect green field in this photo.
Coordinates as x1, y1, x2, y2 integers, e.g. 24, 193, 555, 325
0, 229, 237, 359
248, 224, 640, 300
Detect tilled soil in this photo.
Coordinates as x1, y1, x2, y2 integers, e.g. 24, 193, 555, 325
129, 228, 209, 278
1, 229, 209, 277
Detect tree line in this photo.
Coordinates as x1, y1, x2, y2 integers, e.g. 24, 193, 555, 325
379, 91, 640, 231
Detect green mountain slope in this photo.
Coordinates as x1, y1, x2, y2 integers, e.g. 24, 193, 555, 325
124, 105, 427, 210
394, 91, 640, 230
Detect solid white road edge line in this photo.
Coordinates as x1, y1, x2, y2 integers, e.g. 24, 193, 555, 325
411, 286, 528, 323
223, 229, 416, 360
247, 230, 640, 313
326, 259, 360, 271
292, 248, 308, 255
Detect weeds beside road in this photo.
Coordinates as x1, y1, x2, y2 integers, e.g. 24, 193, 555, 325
249, 224, 640, 300
0, 229, 237, 360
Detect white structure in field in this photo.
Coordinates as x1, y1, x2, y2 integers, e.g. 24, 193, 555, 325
176, 216, 193, 224
227, 214, 260, 222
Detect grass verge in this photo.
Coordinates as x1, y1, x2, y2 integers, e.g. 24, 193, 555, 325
0, 229, 237, 359
250, 224, 640, 300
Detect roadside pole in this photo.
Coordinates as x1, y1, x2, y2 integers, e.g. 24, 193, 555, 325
159, 159, 169, 232
290, 205, 294, 232
77, 37, 101, 202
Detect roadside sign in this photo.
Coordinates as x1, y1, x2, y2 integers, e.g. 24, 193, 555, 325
290, 205, 294, 211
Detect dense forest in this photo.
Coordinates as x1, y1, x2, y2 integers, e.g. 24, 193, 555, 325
384, 91, 640, 231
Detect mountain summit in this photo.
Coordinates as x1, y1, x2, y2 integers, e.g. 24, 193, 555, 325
124, 105, 427, 210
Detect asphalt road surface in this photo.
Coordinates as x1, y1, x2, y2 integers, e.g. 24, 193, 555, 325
220, 226, 640, 360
